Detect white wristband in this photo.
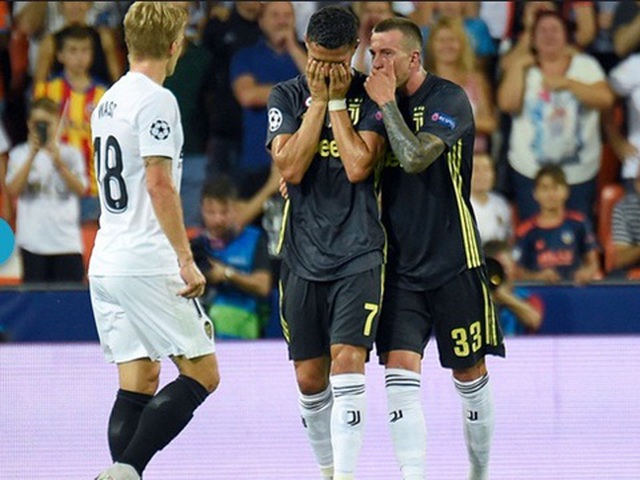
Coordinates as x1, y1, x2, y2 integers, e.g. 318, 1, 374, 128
328, 99, 347, 112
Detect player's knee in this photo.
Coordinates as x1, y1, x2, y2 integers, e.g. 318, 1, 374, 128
296, 371, 329, 395
384, 350, 422, 372
203, 369, 220, 394
330, 345, 366, 375
453, 358, 487, 382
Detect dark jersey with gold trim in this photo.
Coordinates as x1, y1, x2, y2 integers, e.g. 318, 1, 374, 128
266, 71, 386, 281
381, 74, 481, 290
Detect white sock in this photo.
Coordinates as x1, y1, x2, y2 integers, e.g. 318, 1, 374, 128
385, 368, 426, 480
453, 374, 494, 480
299, 386, 334, 477
330, 373, 366, 479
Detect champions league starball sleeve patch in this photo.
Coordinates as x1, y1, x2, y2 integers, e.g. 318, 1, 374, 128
149, 119, 171, 140
268, 108, 283, 132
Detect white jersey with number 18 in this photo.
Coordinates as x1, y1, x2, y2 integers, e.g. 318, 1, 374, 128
89, 71, 184, 276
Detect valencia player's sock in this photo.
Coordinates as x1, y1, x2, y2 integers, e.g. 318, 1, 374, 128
119, 375, 209, 475
108, 389, 153, 461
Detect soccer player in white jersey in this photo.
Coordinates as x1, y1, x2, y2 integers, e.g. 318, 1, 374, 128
90, 3, 219, 479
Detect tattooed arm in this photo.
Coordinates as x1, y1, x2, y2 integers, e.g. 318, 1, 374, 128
380, 100, 445, 174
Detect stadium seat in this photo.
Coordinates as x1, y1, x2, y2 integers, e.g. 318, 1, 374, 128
597, 183, 625, 273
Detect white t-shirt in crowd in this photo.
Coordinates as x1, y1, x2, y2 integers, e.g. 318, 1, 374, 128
471, 191, 513, 244
6, 143, 87, 255
89, 71, 184, 276
509, 53, 606, 184
609, 53, 640, 180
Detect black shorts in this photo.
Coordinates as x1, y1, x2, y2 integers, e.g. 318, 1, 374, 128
376, 267, 505, 370
279, 262, 383, 361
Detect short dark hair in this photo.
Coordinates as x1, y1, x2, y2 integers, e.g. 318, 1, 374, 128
29, 97, 60, 117
372, 16, 423, 52
306, 5, 359, 49
534, 165, 568, 187
201, 176, 238, 203
56, 25, 95, 53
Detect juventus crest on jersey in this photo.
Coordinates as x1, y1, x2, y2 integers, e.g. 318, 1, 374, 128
89, 71, 184, 276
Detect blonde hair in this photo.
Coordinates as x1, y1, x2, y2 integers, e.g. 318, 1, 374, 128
124, 2, 188, 60
425, 16, 475, 74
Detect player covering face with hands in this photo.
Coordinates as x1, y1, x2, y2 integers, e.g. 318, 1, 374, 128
267, 6, 387, 479
365, 17, 505, 480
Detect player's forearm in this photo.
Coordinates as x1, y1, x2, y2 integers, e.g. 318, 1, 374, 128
273, 101, 326, 184
330, 110, 377, 183
147, 182, 192, 265
380, 100, 444, 174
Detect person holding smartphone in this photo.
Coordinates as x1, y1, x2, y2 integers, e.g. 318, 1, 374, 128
5, 97, 87, 283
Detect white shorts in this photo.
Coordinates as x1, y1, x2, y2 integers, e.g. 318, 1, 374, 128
89, 274, 216, 363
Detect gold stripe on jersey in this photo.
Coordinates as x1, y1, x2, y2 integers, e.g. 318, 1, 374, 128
480, 278, 499, 346
276, 197, 291, 256
278, 279, 290, 343
374, 157, 388, 264
447, 140, 482, 269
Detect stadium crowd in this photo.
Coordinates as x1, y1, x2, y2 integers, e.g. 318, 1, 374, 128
1, 1, 639, 339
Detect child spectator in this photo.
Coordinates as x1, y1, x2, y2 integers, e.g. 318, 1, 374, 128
5, 97, 86, 283
33, 1, 122, 85
470, 153, 513, 244
484, 240, 544, 336
33, 25, 107, 225
513, 165, 601, 285
191, 177, 272, 339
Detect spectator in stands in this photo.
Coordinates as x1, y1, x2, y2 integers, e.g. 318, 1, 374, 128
498, 9, 614, 222
470, 153, 513, 245
419, 1, 496, 71
32, 1, 122, 85
165, 2, 213, 228
607, 52, 640, 191
484, 240, 544, 336
0, 119, 11, 222
612, 0, 640, 58
5, 97, 86, 283
425, 16, 497, 153
201, 2, 262, 179
611, 166, 640, 276
514, 165, 601, 285
351, 1, 396, 73
500, 1, 597, 72
191, 177, 272, 339
33, 25, 107, 225
230, 1, 307, 199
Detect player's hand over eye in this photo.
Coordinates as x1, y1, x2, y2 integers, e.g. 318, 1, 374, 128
178, 260, 206, 298
328, 63, 352, 100
365, 57, 396, 107
306, 59, 329, 103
